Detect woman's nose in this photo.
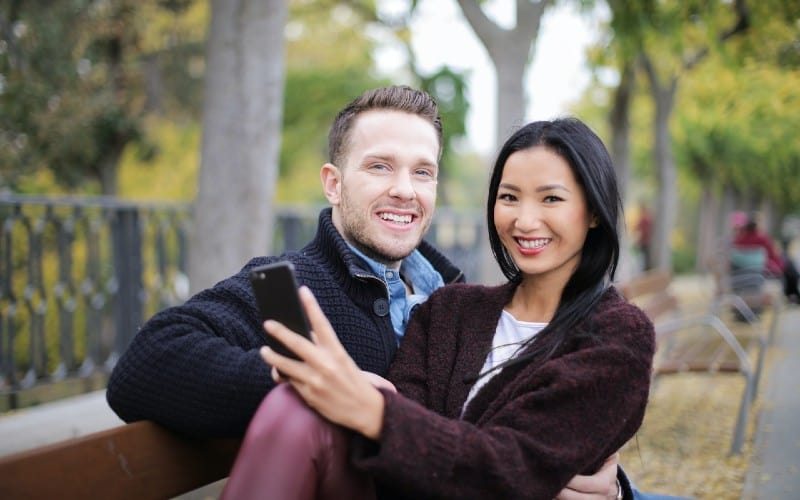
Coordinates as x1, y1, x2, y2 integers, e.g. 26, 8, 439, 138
514, 205, 542, 231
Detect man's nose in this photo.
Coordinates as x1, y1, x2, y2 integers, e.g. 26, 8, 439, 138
388, 170, 416, 200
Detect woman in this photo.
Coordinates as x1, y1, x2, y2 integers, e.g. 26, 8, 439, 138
223, 118, 655, 500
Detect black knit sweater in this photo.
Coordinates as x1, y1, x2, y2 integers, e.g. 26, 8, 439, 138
106, 208, 463, 437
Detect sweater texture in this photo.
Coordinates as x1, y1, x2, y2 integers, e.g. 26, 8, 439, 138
106, 208, 463, 437
354, 281, 655, 500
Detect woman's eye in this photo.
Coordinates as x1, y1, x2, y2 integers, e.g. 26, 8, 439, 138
543, 195, 563, 203
498, 193, 516, 201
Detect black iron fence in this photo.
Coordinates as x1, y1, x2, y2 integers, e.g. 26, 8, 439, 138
0, 195, 484, 410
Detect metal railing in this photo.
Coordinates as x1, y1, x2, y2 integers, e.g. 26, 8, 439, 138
0, 195, 484, 409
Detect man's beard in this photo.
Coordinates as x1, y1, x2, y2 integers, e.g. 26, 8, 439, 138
338, 200, 427, 265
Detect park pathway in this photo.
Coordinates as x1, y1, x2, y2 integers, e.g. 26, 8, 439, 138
740, 305, 800, 500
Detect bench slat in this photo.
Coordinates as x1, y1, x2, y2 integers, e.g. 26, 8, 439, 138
0, 420, 241, 499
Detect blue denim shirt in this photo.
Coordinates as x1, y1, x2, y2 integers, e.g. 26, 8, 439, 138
347, 245, 444, 344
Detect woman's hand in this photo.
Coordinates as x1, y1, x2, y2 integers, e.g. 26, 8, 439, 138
260, 286, 386, 440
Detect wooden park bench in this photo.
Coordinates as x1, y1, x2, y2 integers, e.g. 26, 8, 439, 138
0, 420, 241, 499
619, 269, 778, 455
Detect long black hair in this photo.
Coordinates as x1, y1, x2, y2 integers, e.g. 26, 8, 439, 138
486, 118, 622, 364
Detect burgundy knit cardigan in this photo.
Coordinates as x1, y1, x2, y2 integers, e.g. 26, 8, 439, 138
354, 281, 655, 500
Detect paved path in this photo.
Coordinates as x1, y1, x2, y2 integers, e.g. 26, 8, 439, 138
741, 306, 800, 500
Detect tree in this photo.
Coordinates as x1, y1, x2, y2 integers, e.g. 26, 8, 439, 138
0, 0, 163, 194
603, 0, 750, 271
455, 0, 553, 152
676, 58, 800, 263
0, 0, 212, 195
188, 0, 288, 291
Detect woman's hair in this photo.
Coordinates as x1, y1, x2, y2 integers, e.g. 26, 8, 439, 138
327, 85, 443, 166
486, 117, 622, 361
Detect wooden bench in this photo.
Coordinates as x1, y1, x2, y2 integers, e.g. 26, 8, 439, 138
619, 269, 774, 454
0, 420, 241, 499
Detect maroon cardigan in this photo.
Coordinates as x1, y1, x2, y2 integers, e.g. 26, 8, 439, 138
354, 282, 655, 500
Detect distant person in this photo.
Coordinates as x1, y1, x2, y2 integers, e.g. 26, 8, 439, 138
634, 202, 653, 270
221, 118, 656, 499
733, 213, 798, 302
779, 238, 800, 304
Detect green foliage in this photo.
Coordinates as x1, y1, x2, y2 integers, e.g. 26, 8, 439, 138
418, 66, 470, 204
671, 244, 696, 274
0, 0, 207, 194
675, 57, 800, 211
117, 119, 199, 200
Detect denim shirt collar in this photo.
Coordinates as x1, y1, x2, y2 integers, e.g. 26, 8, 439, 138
347, 244, 444, 343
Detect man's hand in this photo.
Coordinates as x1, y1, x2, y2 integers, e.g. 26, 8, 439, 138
555, 453, 620, 500
260, 286, 387, 440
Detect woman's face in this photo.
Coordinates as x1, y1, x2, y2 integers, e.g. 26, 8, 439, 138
493, 146, 594, 287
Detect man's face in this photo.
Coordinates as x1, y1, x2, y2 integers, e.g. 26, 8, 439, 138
322, 110, 439, 268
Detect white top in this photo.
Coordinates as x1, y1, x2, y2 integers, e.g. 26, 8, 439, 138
463, 310, 546, 409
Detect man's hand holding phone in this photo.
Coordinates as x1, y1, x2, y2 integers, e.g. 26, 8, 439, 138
259, 285, 387, 440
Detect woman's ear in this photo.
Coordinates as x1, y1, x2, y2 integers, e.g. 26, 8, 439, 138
589, 214, 599, 228
320, 163, 342, 205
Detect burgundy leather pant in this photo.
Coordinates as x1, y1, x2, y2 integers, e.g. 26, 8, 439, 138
221, 384, 376, 500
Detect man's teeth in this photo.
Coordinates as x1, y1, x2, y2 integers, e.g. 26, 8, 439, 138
517, 238, 548, 249
379, 213, 412, 224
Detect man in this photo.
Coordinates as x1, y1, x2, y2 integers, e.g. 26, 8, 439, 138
107, 85, 638, 499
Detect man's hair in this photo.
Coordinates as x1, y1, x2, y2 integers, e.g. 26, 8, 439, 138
327, 85, 443, 166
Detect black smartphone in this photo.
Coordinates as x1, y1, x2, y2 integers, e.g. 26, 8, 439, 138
249, 261, 311, 360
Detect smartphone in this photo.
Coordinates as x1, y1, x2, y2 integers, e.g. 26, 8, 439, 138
249, 261, 311, 360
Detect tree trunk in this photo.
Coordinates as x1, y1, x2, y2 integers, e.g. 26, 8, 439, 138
189, 0, 288, 292
640, 55, 678, 272
494, 57, 527, 153
650, 84, 677, 272
455, 0, 550, 284
99, 160, 118, 196
695, 182, 719, 272
609, 60, 634, 205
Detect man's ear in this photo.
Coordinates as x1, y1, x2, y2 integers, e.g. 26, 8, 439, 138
320, 163, 342, 204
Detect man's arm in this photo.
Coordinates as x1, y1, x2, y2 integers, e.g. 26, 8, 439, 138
106, 267, 273, 437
